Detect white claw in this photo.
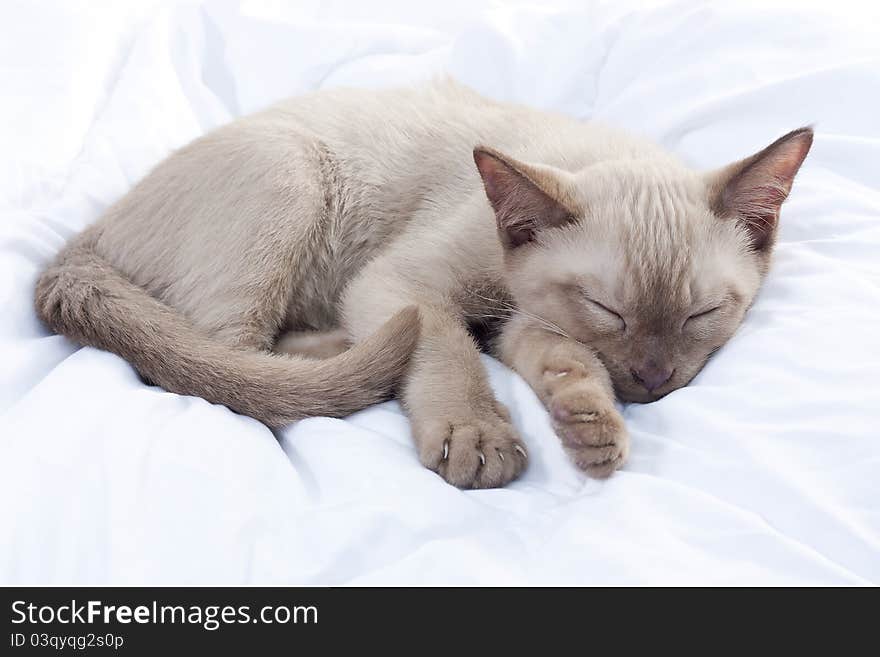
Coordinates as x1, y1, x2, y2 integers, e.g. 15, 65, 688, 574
555, 370, 569, 378
498, 452, 505, 462
479, 451, 486, 466
442, 441, 449, 460
514, 445, 527, 459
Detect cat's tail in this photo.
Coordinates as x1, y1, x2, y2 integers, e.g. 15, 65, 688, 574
34, 233, 420, 427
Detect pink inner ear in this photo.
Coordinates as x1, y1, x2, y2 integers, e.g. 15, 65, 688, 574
473, 148, 573, 248
473, 150, 520, 214
719, 128, 813, 251
721, 175, 789, 251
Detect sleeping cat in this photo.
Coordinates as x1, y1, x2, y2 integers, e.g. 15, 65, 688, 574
35, 79, 812, 488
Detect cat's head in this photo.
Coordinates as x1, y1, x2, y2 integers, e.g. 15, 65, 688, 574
474, 128, 812, 402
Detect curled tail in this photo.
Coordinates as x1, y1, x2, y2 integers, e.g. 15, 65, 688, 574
34, 236, 420, 427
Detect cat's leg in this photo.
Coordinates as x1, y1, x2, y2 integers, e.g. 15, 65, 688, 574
497, 315, 629, 477
93, 126, 345, 354
403, 305, 528, 488
342, 285, 527, 489
273, 328, 349, 359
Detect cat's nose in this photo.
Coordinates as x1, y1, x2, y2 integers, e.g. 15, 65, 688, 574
630, 363, 673, 393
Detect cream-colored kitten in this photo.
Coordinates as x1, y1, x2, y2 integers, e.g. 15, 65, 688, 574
35, 79, 811, 488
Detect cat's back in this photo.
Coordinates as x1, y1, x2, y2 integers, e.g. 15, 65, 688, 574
270, 78, 506, 143
264, 78, 665, 220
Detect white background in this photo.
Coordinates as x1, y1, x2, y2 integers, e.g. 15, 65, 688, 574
1, 0, 878, 584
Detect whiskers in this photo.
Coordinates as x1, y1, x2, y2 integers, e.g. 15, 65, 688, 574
468, 290, 573, 340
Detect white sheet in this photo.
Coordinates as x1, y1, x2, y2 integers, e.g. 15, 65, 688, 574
1, 0, 878, 585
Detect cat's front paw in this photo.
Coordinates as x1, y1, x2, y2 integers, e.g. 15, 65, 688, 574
547, 378, 629, 478
414, 404, 528, 489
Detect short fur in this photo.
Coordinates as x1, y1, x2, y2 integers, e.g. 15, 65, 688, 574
35, 79, 811, 487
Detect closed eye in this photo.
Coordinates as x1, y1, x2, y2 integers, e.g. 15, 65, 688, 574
586, 297, 626, 330
687, 306, 721, 322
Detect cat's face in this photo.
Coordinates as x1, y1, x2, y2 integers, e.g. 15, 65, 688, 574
504, 171, 761, 402
475, 128, 812, 402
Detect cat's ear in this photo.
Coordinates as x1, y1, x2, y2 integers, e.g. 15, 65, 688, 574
473, 146, 576, 248
707, 127, 813, 252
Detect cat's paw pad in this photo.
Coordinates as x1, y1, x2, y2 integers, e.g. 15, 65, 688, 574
548, 382, 628, 478
416, 409, 527, 489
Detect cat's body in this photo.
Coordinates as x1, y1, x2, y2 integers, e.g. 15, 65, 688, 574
35, 79, 812, 488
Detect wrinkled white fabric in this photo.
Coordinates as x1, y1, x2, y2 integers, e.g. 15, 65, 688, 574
1, 0, 878, 585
